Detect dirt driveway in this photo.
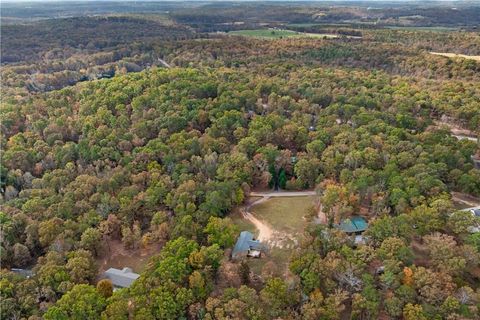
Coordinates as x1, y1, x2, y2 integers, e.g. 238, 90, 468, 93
241, 191, 319, 248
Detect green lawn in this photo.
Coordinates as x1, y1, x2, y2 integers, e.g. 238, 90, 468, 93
252, 196, 316, 234
229, 207, 257, 235
229, 196, 317, 277
229, 29, 338, 39
247, 247, 292, 276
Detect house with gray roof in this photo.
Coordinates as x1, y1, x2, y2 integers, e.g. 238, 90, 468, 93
232, 231, 266, 259
103, 267, 139, 288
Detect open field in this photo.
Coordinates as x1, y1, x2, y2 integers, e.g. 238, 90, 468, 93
229, 29, 340, 39
230, 207, 257, 235
252, 196, 315, 234
430, 52, 480, 61
230, 195, 317, 276
247, 247, 292, 276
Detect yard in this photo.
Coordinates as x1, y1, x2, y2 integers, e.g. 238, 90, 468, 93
230, 195, 317, 277
97, 240, 163, 274
252, 196, 316, 234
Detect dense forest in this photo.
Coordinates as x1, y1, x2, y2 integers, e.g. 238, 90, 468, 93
1, 1, 480, 320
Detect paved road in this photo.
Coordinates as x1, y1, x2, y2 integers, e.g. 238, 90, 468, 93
250, 191, 317, 197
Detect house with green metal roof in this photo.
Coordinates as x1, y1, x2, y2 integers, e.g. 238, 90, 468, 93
232, 231, 266, 259
335, 216, 368, 233
335, 216, 369, 245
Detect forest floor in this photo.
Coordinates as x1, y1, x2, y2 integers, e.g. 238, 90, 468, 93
96, 240, 162, 274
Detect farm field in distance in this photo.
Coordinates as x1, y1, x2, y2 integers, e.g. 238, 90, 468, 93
1, 1, 480, 319
228, 28, 342, 39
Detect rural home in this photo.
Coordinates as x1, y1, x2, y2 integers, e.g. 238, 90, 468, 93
335, 216, 369, 245
232, 231, 266, 259
103, 267, 140, 288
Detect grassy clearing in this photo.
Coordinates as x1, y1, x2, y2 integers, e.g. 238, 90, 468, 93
430, 52, 480, 62
386, 26, 459, 32
247, 247, 292, 275
229, 29, 339, 39
229, 207, 257, 235
286, 23, 321, 28
230, 195, 317, 278
252, 196, 316, 234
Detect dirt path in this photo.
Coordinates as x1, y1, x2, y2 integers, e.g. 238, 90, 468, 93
241, 191, 319, 248
316, 204, 327, 224
452, 192, 480, 207
250, 190, 317, 197
241, 197, 274, 242
157, 58, 171, 68
432, 120, 478, 142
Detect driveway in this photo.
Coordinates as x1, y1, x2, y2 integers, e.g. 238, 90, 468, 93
250, 190, 317, 197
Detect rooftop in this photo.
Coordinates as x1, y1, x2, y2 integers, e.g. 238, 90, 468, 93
471, 208, 480, 217
232, 231, 265, 257
336, 216, 368, 233
104, 267, 140, 288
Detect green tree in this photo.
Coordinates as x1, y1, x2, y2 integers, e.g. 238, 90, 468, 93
260, 277, 298, 318
44, 284, 106, 320
278, 168, 287, 189
80, 227, 102, 256
203, 217, 238, 248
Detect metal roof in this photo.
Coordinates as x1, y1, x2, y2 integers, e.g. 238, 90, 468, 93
232, 231, 264, 257
104, 267, 140, 288
336, 216, 368, 233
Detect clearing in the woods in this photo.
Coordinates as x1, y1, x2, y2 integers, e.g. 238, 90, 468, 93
231, 193, 318, 276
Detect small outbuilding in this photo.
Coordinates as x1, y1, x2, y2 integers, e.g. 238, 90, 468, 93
232, 231, 266, 259
103, 267, 140, 288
